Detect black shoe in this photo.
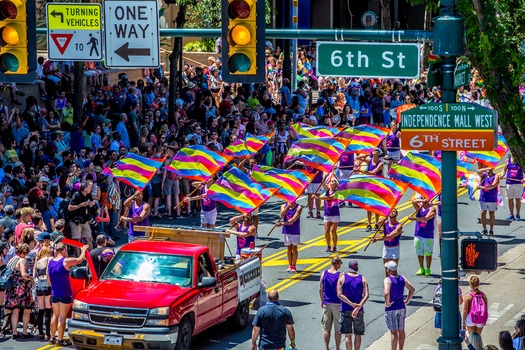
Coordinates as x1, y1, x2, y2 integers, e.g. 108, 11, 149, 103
56, 339, 72, 346
374, 224, 379, 230
366, 224, 372, 232
12, 334, 20, 339
21, 333, 34, 339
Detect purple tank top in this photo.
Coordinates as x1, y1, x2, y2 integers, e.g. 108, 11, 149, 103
201, 186, 216, 212
323, 190, 340, 217
340, 152, 354, 167
386, 132, 400, 151
48, 257, 72, 298
479, 173, 498, 202
506, 159, 523, 185
414, 206, 435, 239
321, 270, 341, 304
367, 158, 382, 177
384, 221, 401, 247
308, 167, 323, 183
385, 275, 406, 311
129, 202, 149, 237
340, 274, 364, 312
282, 204, 301, 235
236, 223, 255, 255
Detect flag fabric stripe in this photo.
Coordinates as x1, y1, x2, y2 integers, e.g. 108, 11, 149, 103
284, 137, 349, 173
166, 145, 232, 182
251, 167, 316, 203
103, 153, 165, 191
388, 152, 441, 199
465, 133, 508, 167
224, 140, 252, 158
245, 133, 274, 154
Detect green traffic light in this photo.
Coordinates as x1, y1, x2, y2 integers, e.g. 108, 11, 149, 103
1, 52, 19, 72
228, 52, 251, 73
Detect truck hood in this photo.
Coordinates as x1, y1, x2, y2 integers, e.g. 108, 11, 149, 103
77, 280, 191, 309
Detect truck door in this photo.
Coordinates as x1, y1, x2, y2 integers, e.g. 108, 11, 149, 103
195, 252, 222, 332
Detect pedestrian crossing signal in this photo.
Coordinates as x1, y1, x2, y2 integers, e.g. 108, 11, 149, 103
460, 238, 497, 272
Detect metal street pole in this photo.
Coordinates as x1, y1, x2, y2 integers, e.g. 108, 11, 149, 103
434, 0, 465, 349
282, 0, 292, 84
291, 0, 298, 92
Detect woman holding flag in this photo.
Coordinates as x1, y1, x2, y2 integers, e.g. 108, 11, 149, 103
478, 166, 500, 236
371, 208, 403, 276
314, 173, 341, 253
364, 148, 384, 231
226, 213, 257, 260
501, 155, 524, 221
183, 177, 217, 228
276, 201, 302, 272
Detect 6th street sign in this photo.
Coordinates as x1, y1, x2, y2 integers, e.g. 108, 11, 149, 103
400, 103, 497, 151
103, 0, 160, 68
316, 42, 420, 78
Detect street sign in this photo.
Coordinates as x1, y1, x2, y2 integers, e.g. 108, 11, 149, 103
46, 3, 102, 61
454, 62, 471, 88
316, 42, 420, 78
400, 103, 498, 151
103, 0, 160, 68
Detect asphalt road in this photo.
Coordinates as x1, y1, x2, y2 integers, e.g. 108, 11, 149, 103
5, 166, 524, 350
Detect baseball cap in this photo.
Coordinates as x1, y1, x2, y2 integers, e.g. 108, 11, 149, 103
55, 242, 66, 251
348, 259, 359, 273
4, 186, 13, 193
37, 232, 51, 241
385, 261, 398, 271
4, 204, 14, 215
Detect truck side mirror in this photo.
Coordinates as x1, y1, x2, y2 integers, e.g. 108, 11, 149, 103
197, 276, 217, 288
70, 266, 88, 280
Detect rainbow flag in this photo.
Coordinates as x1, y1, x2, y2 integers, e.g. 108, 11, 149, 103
464, 172, 480, 201
284, 137, 350, 173
465, 133, 508, 167
166, 145, 233, 182
207, 167, 278, 213
245, 133, 274, 154
334, 175, 409, 217
388, 152, 442, 199
224, 140, 252, 158
457, 159, 474, 179
337, 124, 389, 142
251, 166, 317, 203
103, 153, 165, 191
291, 123, 343, 139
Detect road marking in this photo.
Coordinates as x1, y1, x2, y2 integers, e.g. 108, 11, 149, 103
504, 307, 525, 326
487, 303, 514, 325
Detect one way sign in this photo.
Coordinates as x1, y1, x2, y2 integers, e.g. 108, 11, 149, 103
103, 0, 160, 68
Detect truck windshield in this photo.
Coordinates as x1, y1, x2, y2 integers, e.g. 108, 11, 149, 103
101, 251, 193, 287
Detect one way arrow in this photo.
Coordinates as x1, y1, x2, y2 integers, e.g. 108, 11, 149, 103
50, 10, 64, 23
114, 42, 151, 62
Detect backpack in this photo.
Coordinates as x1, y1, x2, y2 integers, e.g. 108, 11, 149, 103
58, 198, 73, 221
433, 285, 442, 312
469, 291, 488, 324
371, 97, 383, 115
0, 257, 20, 290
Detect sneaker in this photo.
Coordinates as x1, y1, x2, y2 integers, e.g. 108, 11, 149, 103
489, 230, 494, 236
517, 216, 521, 221
481, 229, 488, 236
332, 246, 337, 252
307, 212, 314, 218
316, 212, 321, 219
365, 224, 372, 232
374, 224, 379, 230
286, 265, 292, 272
506, 214, 515, 221
326, 246, 331, 252
416, 267, 425, 276
425, 268, 431, 276
290, 265, 297, 272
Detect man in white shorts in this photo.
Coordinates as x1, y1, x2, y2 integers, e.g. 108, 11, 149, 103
502, 155, 524, 221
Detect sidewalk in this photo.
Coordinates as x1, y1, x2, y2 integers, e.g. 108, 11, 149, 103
367, 243, 525, 350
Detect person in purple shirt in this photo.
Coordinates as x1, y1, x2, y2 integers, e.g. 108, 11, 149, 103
410, 195, 437, 276
276, 201, 302, 273
315, 174, 341, 253
184, 178, 217, 228
502, 155, 524, 221
226, 213, 256, 260
371, 208, 403, 276
319, 256, 343, 350
383, 261, 415, 350
305, 165, 323, 219
477, 166, 500, 236
121, 190, 151, 242
363, 148, 384, 231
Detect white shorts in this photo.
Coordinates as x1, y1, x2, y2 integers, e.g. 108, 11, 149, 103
339, 169, 353, 180
465, 314, 485, 328
308, 182, 322, 194
324, 216, 341, 223
387, 150, 401, 161
201, 208, 217, 225
480, 202, 498, 212
506, 184, 523, 199
283, 234, 300, 246
383, 245, 400, 260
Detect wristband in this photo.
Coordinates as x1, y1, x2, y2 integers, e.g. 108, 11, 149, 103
290, 340, 295, 345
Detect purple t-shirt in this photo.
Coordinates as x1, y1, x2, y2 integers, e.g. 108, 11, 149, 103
340, 274, 364, 312
386, 132, 400, 151
479, 173, 498, 203
340, 152, 354, 167
201, 186, 216, 212
414, 206, 435, 239
323, 190, 340, 217
506, 158, 523, 185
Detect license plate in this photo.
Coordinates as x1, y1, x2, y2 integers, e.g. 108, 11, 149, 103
103, 335, 123, 345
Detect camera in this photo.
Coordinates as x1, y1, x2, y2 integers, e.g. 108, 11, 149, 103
73, 216, 83, 225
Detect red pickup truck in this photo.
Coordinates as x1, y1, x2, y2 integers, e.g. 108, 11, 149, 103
67, 239, 262, 350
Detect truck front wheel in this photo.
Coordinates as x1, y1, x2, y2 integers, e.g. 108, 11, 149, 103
175, 316, 193, 350
228, 300, 249, 330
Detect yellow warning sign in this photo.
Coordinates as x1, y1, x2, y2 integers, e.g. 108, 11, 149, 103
47, 4, 101, 30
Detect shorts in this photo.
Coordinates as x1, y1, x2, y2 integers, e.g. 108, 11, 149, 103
414, 236, 434, 256
283, 234, 300, 246
506, 184, 523, 199
322, 303, 341, 332
70, 222, 92, 240
324, 216, 341, 223
201, 208, 218, 225
465, 313, 485, 328
387, 150, 401, 161
151, 182, 162, 198
164, 178, 180, 196
339, 169, 353, 180
383, 245, 400, 260
385, 308, 406, 331
479, 202, 497, 212
308, 183, 322, 195
36, 279, 51, 296
340, 310, 365, 335
52, 296, 73, 304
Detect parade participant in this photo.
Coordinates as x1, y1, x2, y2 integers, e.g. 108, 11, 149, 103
371, 208, 403, 275
410, 195, 436, 276
337, 259, 369, 350
338, 152, 354, 208
501, 155, 524, 220
226, 213, 257, 260
383, 261, 415, 350
364, 148, 383, 231
251, 289, 296, 350
306, 165, 323, 219
276, 201, 302, 272
315, 173, 341, 252
478, 166, 500, 236
120, 190, 150, 242
384, 122, 401, 169
319, 256, 343, 350
183, 178, 217, 228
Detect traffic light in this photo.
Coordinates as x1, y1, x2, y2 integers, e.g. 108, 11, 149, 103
460, 238, 498, 272
221, 0, 265, 83
0, 0, 36, 82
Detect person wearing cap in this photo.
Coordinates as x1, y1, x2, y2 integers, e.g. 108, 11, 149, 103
410, 195, 437, 276
0, 204, 17, 231
2, 186, 15, 207
371, 208, 403, 276
337, 259, 369, 350
68, 181, 96, 251
383, 261, 415, 350
319, 256, 343, 350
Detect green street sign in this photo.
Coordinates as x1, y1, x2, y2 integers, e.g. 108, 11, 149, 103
316, 42, 420, 78
454, 62, 471, 88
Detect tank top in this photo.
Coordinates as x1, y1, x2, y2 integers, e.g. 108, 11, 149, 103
414, 206, 435, 239
479, 173, 498, 202
340, 152, 354, 168
276, 130, 289, 144
323, 190, 340, 217
48, 257, 72, 298
386, 131, 400, 151
506, 158, 523, 185
201, 186, 216, 212
282, 204, 301, 235
307, 166, 323, 183
36, 258, 50, 278
321, 270, 341, 304
384, 221, 401, 247
236, 223, 255, 255
367, 157, 383, 177
340, 274, 364, 312
128, 202, 149, 237
385, 275, 406, 311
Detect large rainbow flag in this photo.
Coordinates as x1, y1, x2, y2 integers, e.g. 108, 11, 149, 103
245, 133, 274, 154
337, 125, 389, 154
284, 137, 350, 173
224, 140, 252, 158
166, 145, 233, 182
251, 166, 317, 203
464, 133, 508, 167
103, 153, 165, 190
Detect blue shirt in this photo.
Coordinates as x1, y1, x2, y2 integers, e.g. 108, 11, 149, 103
12, 126, 30, 144
252, 302, 294, 349
116, 121, 130, 149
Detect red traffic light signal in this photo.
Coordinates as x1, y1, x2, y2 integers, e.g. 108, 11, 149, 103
460, 238, 497, 272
